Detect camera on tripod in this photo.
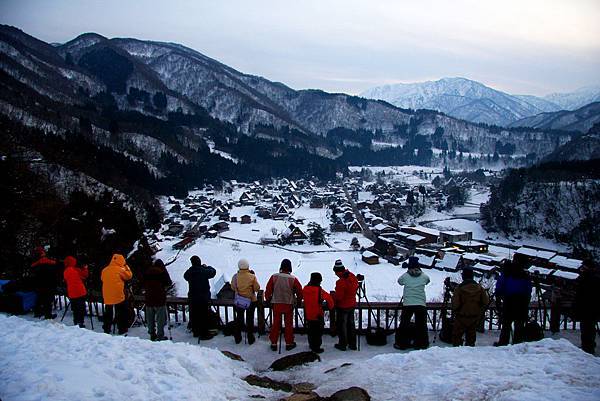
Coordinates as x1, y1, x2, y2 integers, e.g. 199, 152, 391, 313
356, 274, 365, 282
444, 277, 459, 293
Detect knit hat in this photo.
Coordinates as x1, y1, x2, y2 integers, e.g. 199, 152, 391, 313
402, 256, 420, 270
333, 259, 345, 273
238, 259, 250, 270
461, 266, 474, 280
309, 272, 323, 285
280, 258, 292, 273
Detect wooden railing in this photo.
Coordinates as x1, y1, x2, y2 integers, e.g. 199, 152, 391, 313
54, 290, 578, 334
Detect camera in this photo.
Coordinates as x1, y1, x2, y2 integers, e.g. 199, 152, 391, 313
356, 274, 365, 282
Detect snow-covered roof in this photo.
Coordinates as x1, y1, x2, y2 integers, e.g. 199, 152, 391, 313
472, 263, 496, 272
516, 247, 556, 260
374, 223, 392, 231
407, 234, 426, 242
441, 230, 467, 236
549, 255, 582, 270
414, 254, 435, 267
528, 265, 555, 276
454, 240, 486, 247
401, 225, 440, 236
552, 270, 579, 280
436, 253, 461, 269
362, 251, 378, 258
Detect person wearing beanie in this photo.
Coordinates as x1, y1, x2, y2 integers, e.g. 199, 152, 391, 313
31, 246, 59, 319
395, 257, 431, 350
231, 259, 260, 344
265, 258, 303, 351
63, 256, 89, 328
184, 255, 216, 340
332, 259, 359, 351
303, 272, 334, 353
451, 267, 489, 346
101, 254, 133, 334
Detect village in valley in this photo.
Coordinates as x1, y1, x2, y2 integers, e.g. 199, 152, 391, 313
148, 166, 582, 302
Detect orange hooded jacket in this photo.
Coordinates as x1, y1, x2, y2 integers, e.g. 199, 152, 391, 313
101, 254, 133, 305
63, 256, 89, 299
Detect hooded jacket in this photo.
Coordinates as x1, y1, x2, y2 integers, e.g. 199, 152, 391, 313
184, 262, 216, 303
232, 269, 260, 302
398, 268, 430, 306
143, 264, 172, 307
101, 254, 133, 305
31, 249, 59, 290
452, 279, 489, 318
303, 284, 334, 321
334, 270, 359, 309
63, 256, 88, 299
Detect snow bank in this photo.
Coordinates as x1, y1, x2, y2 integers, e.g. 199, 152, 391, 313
0, 315, 275, 401
290, 339, 600, 401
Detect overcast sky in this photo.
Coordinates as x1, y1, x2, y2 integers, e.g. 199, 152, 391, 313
1, 0, 599, 96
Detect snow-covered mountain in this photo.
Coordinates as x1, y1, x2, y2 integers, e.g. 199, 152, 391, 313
510, 102, 600, 133
361, 78, 600, 127
543, 86, 600, 111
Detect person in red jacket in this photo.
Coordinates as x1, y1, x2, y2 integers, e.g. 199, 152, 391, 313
31, 246, 59, 319
63, 256, 89, 328
303, 272, 334, 353
332, 259, 359, 351
265, 259, 303, 351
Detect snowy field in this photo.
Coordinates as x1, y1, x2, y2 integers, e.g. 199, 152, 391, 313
2, 314, 599, 401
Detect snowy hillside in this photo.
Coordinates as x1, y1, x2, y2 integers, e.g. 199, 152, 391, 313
544, 85, 600, 111
361, 77, 562, 126
510, 102, 600, 133
2, 314, 599, 401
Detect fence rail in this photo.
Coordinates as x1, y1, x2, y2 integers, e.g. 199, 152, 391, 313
54, 291, 578, 334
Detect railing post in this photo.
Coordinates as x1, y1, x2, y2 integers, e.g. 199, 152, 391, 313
257, 290, 266, 335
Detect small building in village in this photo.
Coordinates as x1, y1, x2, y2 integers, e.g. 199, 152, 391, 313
362, 251, 380, 265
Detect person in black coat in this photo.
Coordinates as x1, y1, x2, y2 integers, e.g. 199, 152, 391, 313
575, 260, 600, 354
184, 255, 216, 340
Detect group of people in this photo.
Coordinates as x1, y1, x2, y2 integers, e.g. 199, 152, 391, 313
27, 246, 599, 355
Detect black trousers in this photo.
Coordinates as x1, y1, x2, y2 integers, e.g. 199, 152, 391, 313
34, 289, 55, 318
336, 308, 356, 348
307, 318, 325, 351
498, 298, 528, 345
189, 301, 209, 337
234, 303, 256, 339
581, 318, 597, 354
103, 301, 129, 334
399, 305, 429, 349
70, 297, 86, 326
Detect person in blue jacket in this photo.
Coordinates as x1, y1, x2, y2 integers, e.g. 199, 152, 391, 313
494, 260, 532, 346
184, 255, 216, 340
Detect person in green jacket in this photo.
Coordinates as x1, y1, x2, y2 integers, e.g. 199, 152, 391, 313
395, 256, 431, 350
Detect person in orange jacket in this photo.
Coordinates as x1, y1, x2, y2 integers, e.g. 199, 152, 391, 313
332, 259, 359, 351
31, 246, 59, 319
101, 254, 133, 334
265, 259, 303, 351
63, 256, 89, 328
303, 272, 334, 353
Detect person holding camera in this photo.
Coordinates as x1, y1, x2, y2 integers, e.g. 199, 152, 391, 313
451, 267, 489, 346
265, 259, 303, 351
101, 253, 133, 335
395, 256, 430, 350
231, 259, 260, 345
184, 255, 217, 340
303, 272, 334, 353
63, 255, 89, 328
332, 259, 359, 351
144, 259, 172, 341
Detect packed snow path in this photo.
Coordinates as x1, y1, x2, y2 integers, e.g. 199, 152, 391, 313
2, 314, 600, 401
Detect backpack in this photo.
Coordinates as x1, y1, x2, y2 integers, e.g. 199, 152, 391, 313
366, 326, 388, 346
438, 314, 454, 344
525, 320, 544, 342
395, 321, 416, 348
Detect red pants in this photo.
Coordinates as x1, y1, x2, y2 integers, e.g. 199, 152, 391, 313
269, 304, 294, 345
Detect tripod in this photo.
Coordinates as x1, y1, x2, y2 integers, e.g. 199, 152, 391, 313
356, 279, 380, 351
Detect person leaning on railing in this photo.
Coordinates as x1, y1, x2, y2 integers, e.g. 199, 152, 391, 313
101, 254, 133, 335
231, 259, 260, 345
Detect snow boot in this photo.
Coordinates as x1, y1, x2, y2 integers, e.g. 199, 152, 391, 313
334, 344, 347, 351
285, 342, 297, 351
270, 344, 277, 351
248, 334, 256, 345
